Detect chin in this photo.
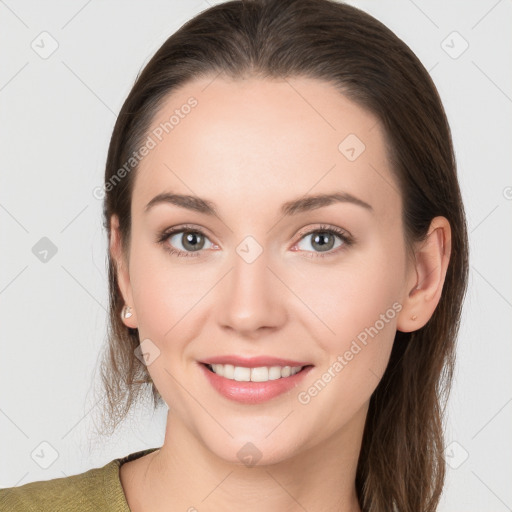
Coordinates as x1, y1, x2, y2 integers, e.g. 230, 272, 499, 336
198, 428, 304, 468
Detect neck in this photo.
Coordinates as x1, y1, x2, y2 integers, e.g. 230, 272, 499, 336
137, 406, 367, 512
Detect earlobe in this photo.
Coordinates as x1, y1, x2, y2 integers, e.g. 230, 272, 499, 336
110, 214, 138, 329
397, 216, 452, 333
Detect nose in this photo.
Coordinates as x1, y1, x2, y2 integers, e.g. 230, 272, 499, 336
215, 242, 288, 337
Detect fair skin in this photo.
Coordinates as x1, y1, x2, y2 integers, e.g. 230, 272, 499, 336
110, 75, 451, 512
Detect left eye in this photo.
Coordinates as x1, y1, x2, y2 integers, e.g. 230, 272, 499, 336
295, 229, 347, 254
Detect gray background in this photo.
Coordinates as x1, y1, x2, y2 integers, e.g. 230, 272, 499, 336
1, 1, 511, 510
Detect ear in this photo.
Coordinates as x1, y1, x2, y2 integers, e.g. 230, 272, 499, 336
110, 214, 138, 329
396, 216, 452, 333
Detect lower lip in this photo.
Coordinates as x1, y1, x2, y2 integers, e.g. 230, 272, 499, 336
199, 363, 314, 404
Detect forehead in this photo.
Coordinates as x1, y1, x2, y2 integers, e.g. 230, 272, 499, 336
132, 75, 400, 222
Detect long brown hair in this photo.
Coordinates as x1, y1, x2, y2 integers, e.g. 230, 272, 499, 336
94, 1, 469, 510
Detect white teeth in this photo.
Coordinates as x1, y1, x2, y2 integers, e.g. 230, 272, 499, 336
250, 367, 269, 382
233, 366, 251, 381
223, 364, 234, 379
208, 364, 304, 382
211, 364, 224, 377
268, 366, 282, 380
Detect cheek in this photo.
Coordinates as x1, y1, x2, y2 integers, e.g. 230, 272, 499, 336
293, 238, 405, 391
129, 238, 206, 339
128, 251, 204, 409
294, 242, 405, 344
303, 276, 399, 392
293, 260, 402, 433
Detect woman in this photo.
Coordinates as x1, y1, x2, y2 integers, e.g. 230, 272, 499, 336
0, 0, 468, 510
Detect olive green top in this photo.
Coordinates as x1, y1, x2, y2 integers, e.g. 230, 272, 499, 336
0, 447, 159, 511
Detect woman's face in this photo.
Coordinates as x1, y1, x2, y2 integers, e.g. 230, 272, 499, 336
113, 76, 418, 465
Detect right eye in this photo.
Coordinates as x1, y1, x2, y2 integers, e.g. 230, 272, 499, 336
157, 225, 216, 258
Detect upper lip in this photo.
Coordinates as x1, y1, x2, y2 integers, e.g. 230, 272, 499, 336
200, 355, 313, 368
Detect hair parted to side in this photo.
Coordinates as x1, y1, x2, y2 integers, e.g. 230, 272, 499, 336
94, 0, 469, 510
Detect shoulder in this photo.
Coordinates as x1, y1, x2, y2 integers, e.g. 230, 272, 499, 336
0, 448, 159, 512
0, 458, 125, 512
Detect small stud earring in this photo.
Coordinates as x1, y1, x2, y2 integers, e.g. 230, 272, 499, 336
411, 314, 417, 321
121, 305, 133, 320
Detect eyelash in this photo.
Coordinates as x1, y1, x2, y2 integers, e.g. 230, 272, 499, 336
156, 223, 354, 259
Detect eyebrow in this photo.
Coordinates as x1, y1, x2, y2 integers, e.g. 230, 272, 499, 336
144, 191, 373, 217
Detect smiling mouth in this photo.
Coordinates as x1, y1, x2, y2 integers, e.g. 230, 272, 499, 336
203, 363, 312, 383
